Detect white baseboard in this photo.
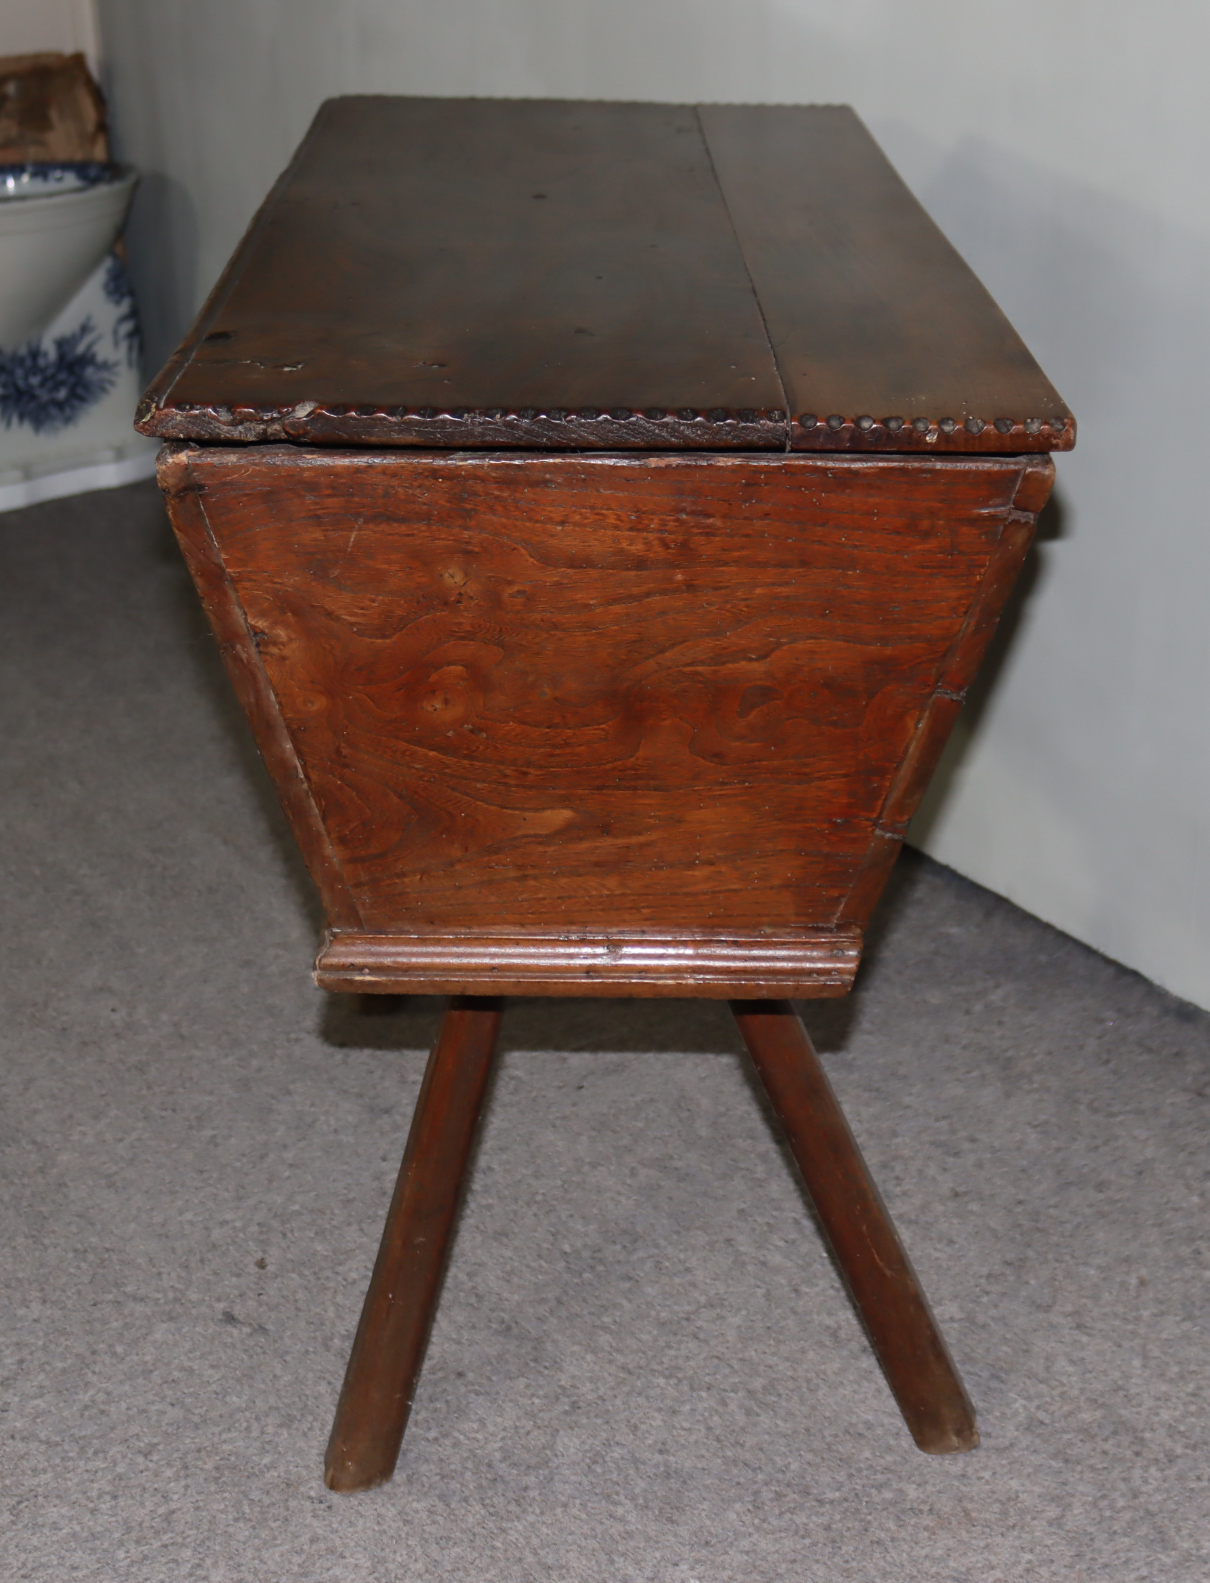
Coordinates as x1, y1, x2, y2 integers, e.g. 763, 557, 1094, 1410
0, 443, 159, 514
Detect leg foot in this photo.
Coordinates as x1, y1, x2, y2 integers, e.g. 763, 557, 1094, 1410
324, 995, 503, 1491
731, 999, 978, 1453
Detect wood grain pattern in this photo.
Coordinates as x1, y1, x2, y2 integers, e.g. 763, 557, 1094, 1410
159, 444, 1053, 995
324, 997, 501, 1492
836, 457, 1051, 923
137, 98, 1071, 455
157, 446, 362, 930
732, 999, 979, 1453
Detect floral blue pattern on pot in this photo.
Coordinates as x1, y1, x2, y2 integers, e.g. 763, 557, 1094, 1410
0, 248, 142, 434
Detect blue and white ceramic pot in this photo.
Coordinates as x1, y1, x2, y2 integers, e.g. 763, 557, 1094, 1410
0, 162, 138, 350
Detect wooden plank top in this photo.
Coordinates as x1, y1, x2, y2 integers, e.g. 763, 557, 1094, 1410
138, 97, 1073, 454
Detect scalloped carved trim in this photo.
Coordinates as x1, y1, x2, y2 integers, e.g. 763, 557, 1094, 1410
136, 400, 789, 450
790, 411, 1074, 454
136, 396, 1074, 453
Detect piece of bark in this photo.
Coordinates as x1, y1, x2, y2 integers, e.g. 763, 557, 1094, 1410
0, 52, 109, 164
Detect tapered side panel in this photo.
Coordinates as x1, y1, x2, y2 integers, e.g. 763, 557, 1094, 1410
177, 448, 1035, 945
158, 445, 362, 930
837, 457, 1052, 925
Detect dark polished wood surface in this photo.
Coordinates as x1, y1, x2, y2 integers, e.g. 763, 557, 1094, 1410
699, 105, 1072, 453
138, 98, 1071, 454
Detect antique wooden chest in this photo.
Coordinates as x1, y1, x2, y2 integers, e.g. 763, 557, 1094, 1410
140, 97, 1072, 1491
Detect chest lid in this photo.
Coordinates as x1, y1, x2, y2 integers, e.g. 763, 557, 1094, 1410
137, 96, 1073, 455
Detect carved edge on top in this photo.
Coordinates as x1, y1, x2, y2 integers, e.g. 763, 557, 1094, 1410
789, 411, 1074, 454
136, 400, 788, 450
137, 397, 1074, 453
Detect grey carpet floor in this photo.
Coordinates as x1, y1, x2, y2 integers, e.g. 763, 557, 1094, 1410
2, 481, 1209, 1583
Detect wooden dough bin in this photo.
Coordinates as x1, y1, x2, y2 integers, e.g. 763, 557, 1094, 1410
139, 97, 1073, 1492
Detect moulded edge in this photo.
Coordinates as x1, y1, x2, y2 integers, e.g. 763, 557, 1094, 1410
314, 930, 863, 1000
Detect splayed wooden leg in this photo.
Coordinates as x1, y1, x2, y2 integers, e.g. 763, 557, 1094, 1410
731, 998, 978, 1453
325, 996, 503, 1491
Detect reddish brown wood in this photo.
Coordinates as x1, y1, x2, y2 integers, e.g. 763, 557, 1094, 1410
158, 447, 362, 929
836, 456, 1053, 924
157, 444, 1053, 995
731, 999, 978, 1453
325, 996, 502, 1492
136, 98, 1070, 455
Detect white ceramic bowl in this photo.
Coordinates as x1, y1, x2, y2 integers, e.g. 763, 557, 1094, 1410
0, 163, 138, 350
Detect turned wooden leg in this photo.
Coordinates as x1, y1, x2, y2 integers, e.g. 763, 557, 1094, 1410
324, 995, 503, 1492
731, 999, 978, 1454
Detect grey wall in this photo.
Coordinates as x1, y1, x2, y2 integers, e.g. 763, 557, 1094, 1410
0, 0, 98, 63
96, 0, 1210, 1010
